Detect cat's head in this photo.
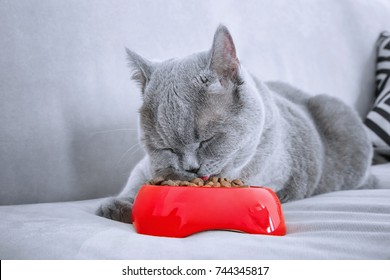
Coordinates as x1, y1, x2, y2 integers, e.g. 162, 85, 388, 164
127, 25, 264, 180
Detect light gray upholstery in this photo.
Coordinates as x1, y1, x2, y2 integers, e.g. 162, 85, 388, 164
1, 0, 389, 259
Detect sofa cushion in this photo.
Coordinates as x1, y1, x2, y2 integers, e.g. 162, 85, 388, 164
365, 32, 390, 155
1, 189, 390, 259
0, 163, 389, 260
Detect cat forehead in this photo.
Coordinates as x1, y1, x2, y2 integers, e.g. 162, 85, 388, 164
145, 65, 209, 104
141, 86, 226, 132
154, 52, 209, 80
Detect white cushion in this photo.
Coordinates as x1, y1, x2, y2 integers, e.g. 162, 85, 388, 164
1, 164, 389, 259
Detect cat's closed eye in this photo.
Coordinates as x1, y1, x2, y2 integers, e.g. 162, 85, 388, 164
200, 136, 215, 148
161, 148, 175, 153
200, 75, 209, 84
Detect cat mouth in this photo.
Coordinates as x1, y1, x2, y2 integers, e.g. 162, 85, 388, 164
199, 174, 220, 180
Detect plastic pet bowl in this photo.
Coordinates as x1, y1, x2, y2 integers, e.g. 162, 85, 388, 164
132, 185, 286, 238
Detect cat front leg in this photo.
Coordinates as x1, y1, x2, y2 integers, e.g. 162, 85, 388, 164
96, 156, 152, 223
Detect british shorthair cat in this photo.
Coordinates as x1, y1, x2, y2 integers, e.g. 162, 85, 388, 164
97, 25, 375, 223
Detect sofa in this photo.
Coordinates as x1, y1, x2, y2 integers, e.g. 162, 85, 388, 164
1, 0, 389, 259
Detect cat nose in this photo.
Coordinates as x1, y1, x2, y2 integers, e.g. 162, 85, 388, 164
183, 161, 200, 174
185, 167, 200, 174
182, 151, 200, 174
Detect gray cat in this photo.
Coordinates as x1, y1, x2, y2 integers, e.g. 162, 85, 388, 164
97, 25, 375, 224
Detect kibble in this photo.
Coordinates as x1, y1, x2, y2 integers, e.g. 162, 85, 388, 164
161, 180, 176, 186
191, 178, 204, 186
150, 176, 165, 185
146, 177, 249, 188
231, 179, 244, 186
220, 180, 231, 187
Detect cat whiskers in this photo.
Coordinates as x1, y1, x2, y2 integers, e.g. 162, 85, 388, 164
147, 148, 159, 159
205, 145, 216, 158
117, 142, 143, 166
90, 128, 138, 138
177, 136, 186, 148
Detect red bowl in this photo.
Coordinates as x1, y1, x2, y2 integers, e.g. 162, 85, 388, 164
132, 185, 286, 238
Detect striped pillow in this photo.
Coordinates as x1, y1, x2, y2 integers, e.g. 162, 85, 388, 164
365, 31, 390, 155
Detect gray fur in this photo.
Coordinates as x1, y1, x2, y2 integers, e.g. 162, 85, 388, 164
97, 25, 374, 223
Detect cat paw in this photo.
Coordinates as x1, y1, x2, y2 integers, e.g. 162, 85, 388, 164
96, 197, 134, 224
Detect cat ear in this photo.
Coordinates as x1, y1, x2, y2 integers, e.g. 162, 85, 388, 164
125, 48, 153, 92
209, 25, 240, 86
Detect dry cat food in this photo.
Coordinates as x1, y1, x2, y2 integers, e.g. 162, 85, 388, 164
145, 176, 249, 188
